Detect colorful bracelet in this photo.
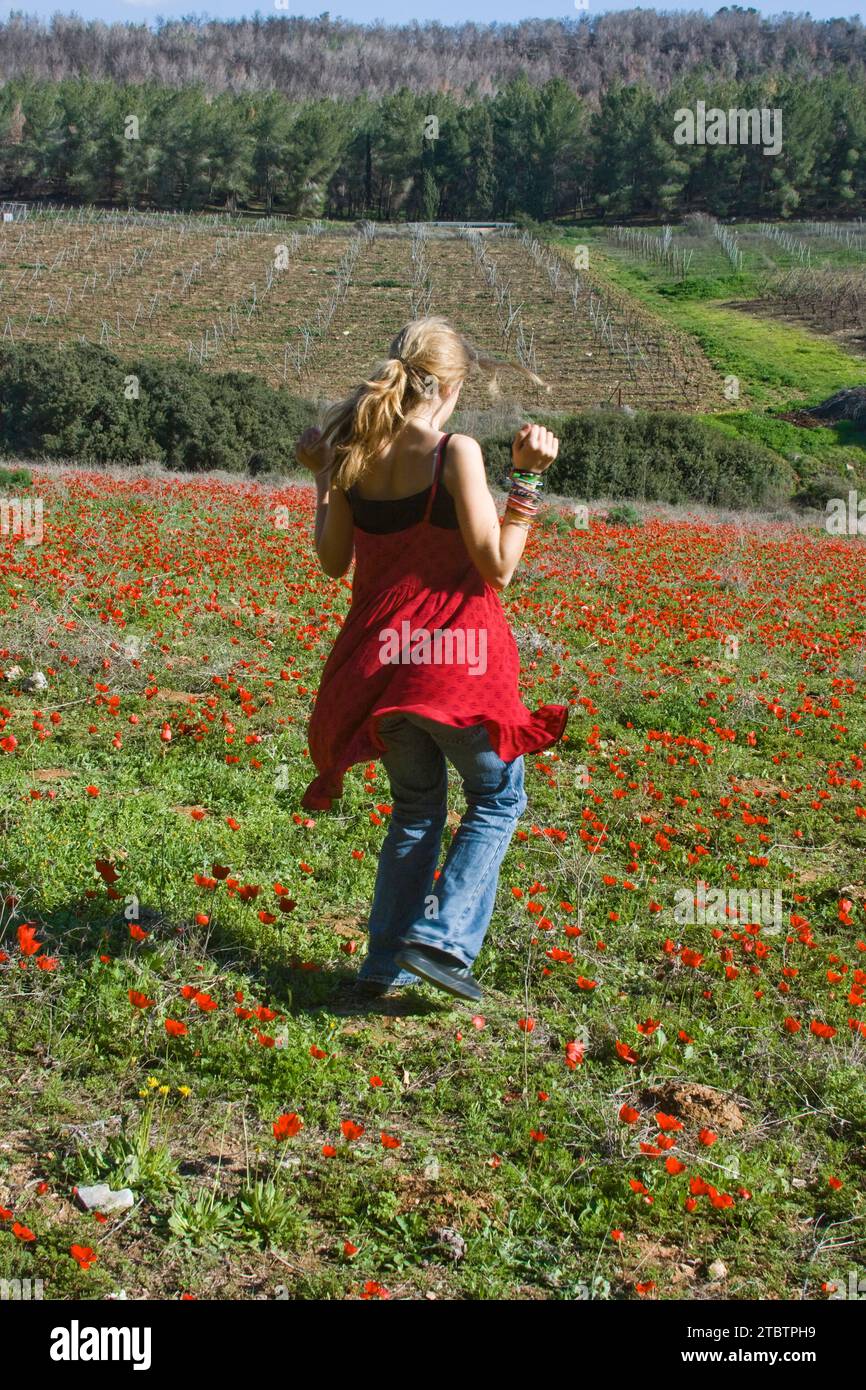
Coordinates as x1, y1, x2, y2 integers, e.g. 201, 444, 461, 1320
510, 468, 546, 488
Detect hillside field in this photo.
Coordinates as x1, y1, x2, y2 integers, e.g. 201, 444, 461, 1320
0, 468, 865, 1300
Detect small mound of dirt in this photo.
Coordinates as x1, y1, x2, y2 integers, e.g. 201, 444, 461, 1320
639, 1081, 745, 1134
775, 409, 826, 430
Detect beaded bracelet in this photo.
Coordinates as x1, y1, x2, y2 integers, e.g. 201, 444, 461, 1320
510, 468, 546, 488
507, 482, 542, 517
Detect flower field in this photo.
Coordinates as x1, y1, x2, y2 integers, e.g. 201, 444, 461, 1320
1, 467, 865, 1301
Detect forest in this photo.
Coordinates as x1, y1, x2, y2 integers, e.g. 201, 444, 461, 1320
1, 71, 865, 222
1, 11, 866, 100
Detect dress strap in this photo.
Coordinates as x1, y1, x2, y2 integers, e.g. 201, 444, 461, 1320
422, 433, 451, 523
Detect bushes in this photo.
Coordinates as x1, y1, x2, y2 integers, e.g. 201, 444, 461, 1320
0, 343, 316, 472
0, 342, 791, 507
481, 409, 792, 508
0, 465, 32, 489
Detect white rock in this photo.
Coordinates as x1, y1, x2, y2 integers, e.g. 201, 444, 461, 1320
75, 1183, 135, 1213
21, 670, 48, 692
708, 1260, 728, 1282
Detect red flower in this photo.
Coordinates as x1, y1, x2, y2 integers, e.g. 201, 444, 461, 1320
810, 1020, 837, 1039
164, 1018, 188, 1037
273, 1113, 303, 1141
341, 1120, 365, 1142
655, 1112, 684, 1132
129, 990, 155, 1009
381, 1132, 401, 1150
619, 1104, 640, 1124
17, 923, 42, 957
70, 1244, 98, 1270
359, 1280, 390, 1300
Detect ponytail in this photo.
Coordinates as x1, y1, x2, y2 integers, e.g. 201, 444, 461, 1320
320, 315, 545, 491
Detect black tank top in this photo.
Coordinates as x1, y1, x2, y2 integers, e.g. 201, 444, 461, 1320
346, 435, 459, 535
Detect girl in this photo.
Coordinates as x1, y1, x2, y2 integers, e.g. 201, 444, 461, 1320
295, 316, 566, 1002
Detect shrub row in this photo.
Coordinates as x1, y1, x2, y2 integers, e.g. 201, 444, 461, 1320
0, 343, 316, 474
0, 343, 791, 507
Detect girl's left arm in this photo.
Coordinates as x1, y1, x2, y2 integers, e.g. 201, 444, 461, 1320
297, 428, 354, 578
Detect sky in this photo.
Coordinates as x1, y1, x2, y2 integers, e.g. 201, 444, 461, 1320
5, 3, 865, 29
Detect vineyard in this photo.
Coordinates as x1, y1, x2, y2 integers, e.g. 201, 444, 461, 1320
0, 207, 724, 413
602, 214, 866, 355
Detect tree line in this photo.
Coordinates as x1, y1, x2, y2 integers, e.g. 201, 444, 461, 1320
1, 72, 864, 222
0, 12, 864, 102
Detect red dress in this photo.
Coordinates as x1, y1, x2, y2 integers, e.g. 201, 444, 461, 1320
301, 433, 568, 810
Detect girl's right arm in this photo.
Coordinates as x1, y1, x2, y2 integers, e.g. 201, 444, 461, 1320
446, 425, 558, 591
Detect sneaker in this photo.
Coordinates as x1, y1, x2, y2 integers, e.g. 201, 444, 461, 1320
393, 945, 482, 1002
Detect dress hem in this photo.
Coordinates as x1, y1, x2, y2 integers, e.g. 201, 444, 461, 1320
301, 701, 568, 811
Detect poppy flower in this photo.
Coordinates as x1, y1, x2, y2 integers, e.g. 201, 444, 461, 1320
129, 990, 155, 1009
341, 1120, 364, 1142
273, 1113, 303, 1141
164, 1018, 188, 1037
70, 1244, 98, 1270
17, 924, 42, 956
655, 1112, 684, 1132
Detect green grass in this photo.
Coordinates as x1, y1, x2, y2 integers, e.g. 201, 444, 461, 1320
1, 469, 865, 1300
555, 227, 866, 481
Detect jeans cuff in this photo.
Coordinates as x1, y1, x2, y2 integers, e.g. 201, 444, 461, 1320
400, 930, 473, 969
357, 966, 418, 986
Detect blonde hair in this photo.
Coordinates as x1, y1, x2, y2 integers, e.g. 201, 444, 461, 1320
321, 316, 539, 491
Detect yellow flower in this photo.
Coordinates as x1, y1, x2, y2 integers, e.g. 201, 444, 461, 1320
158, 1085, 170, 1096
138, 1089, 148, 1098
177, 1085, 191, 1097
147, 1076, 159, 1089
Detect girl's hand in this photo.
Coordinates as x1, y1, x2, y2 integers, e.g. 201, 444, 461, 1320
296, 427, 333, 476
512, 422, 559, 474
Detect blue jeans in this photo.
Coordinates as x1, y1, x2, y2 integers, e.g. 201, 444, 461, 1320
357, 712, 528, 986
